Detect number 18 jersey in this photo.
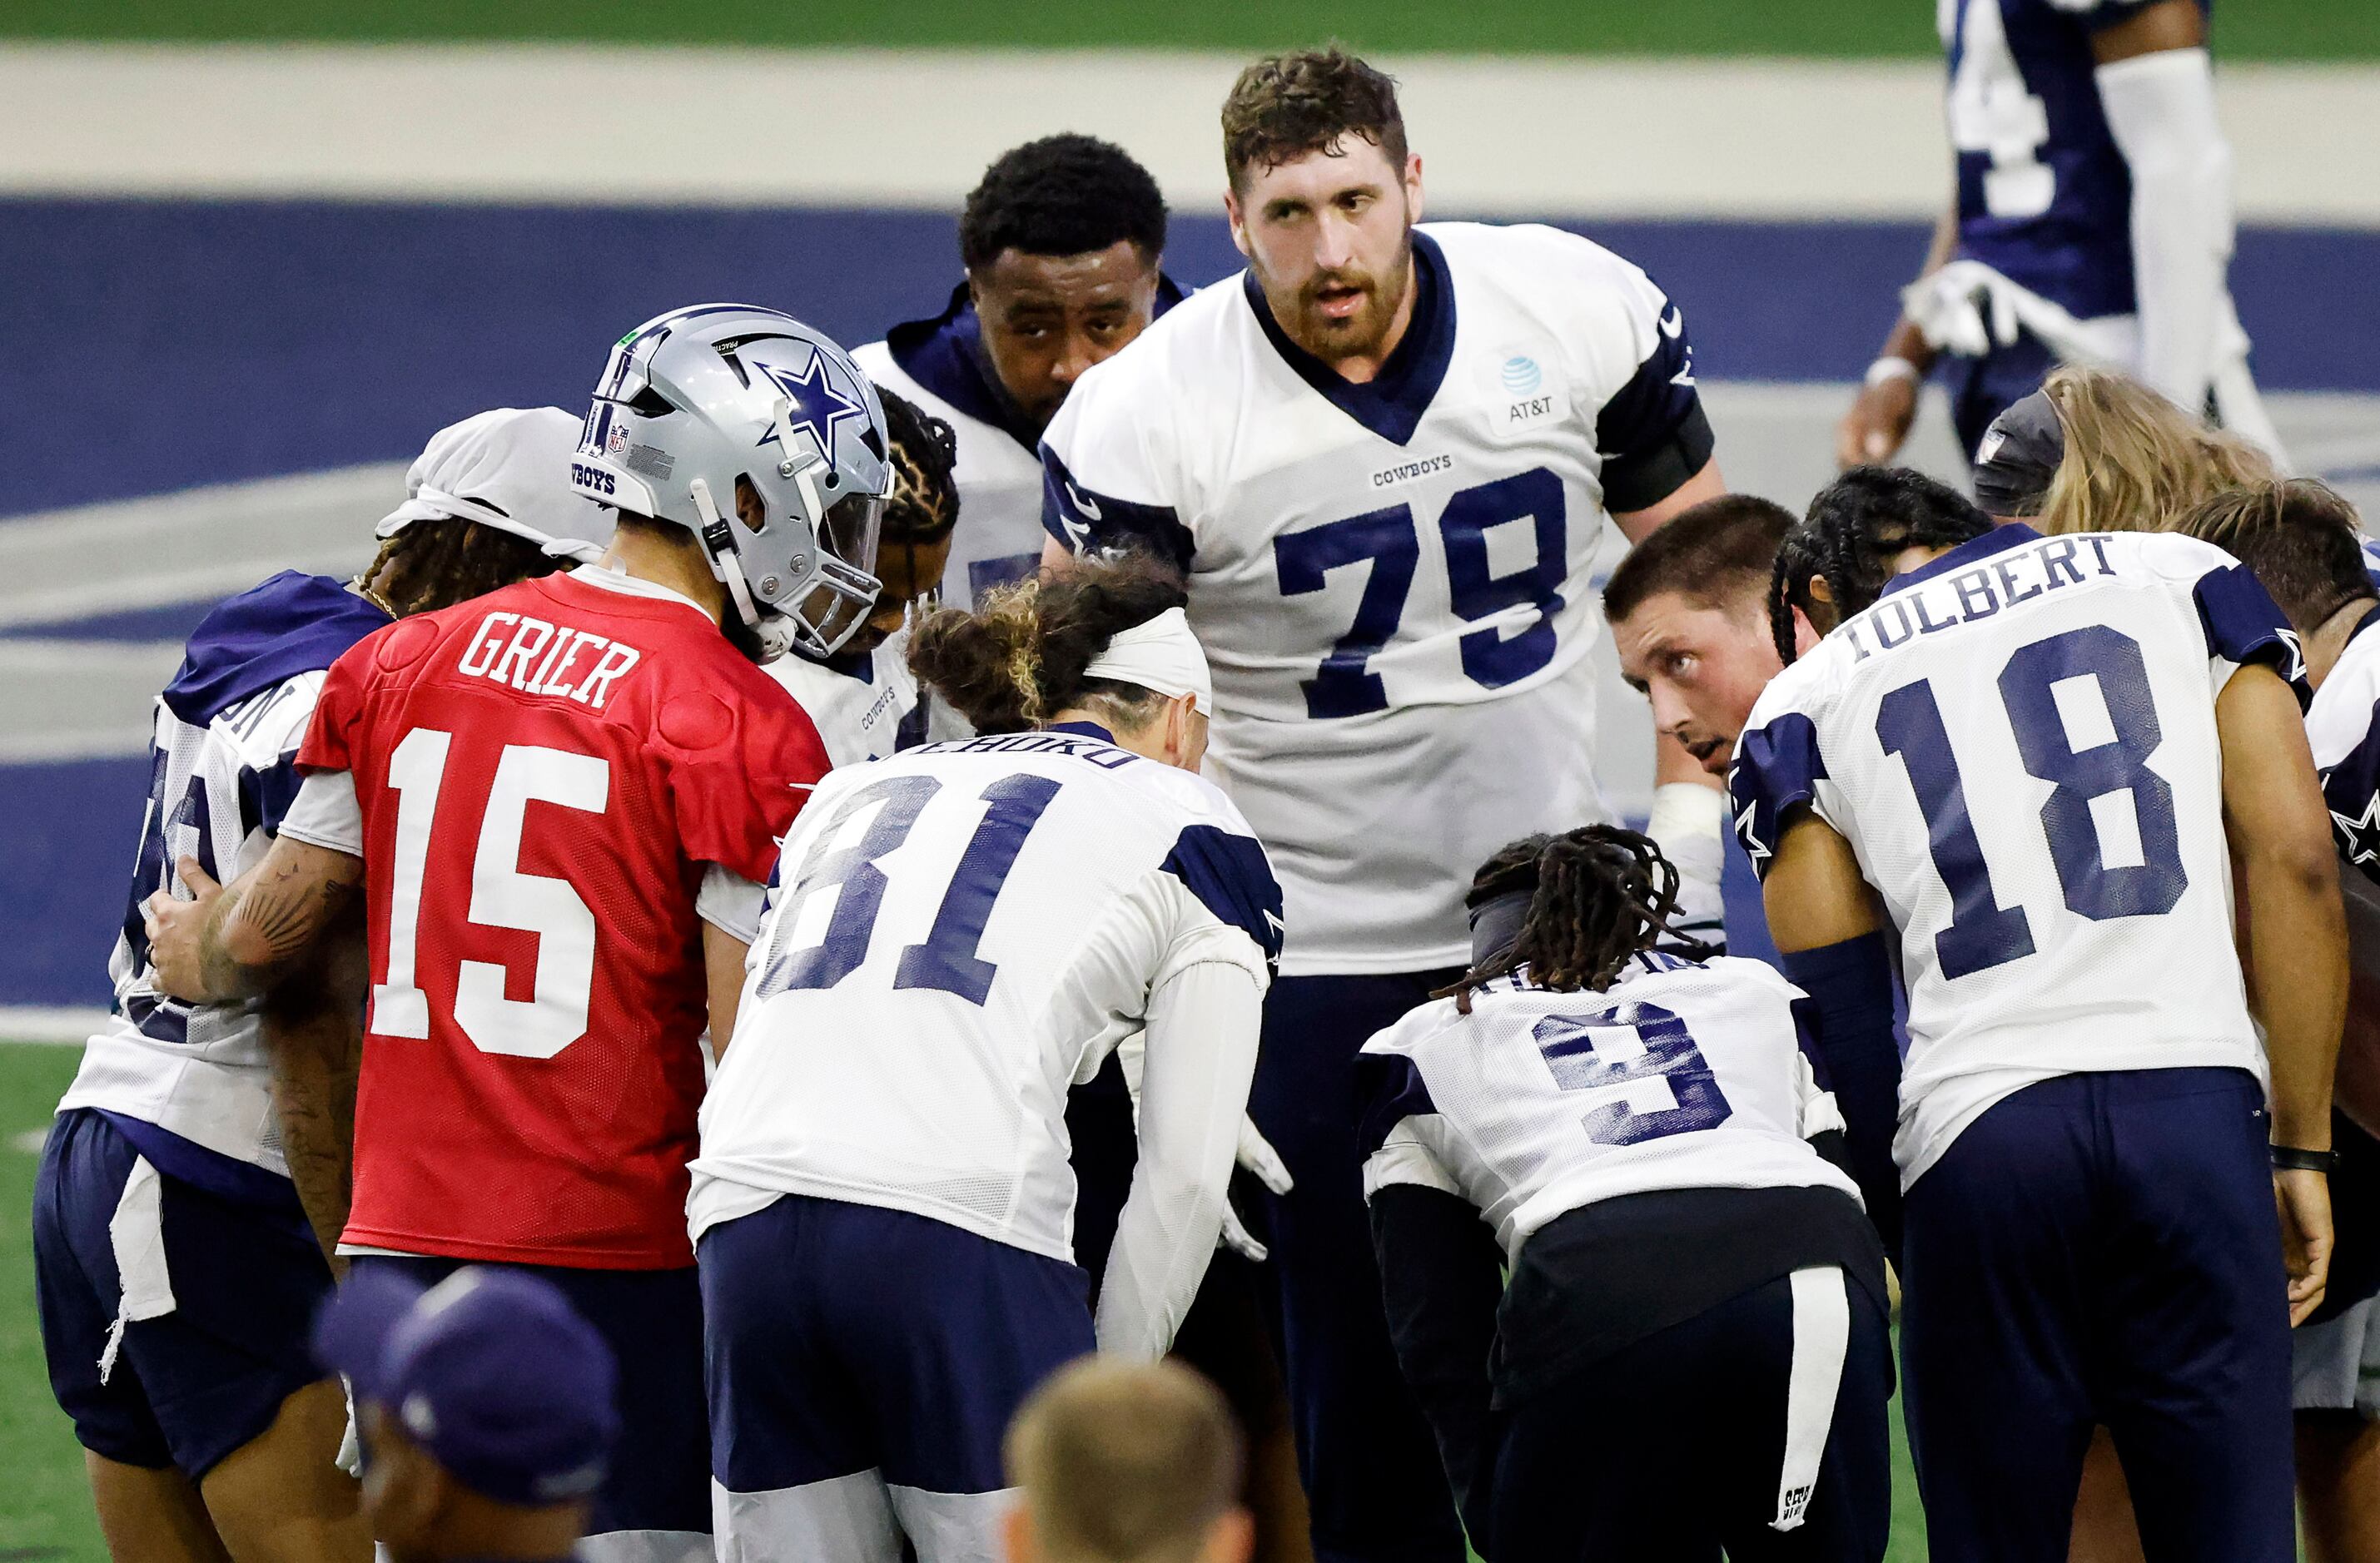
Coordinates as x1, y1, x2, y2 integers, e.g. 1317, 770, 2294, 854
1730, 525, 2305, 1185
294, 566, 828, 1268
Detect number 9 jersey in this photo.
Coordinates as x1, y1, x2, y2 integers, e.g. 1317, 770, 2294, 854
290, 565, 831, 1268
1730, 524, 2307, 1187
1041, 223, 1710, 975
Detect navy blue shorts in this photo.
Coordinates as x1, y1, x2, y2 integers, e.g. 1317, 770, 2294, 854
1491, 1265, 1892, 1561
1937, 330, 2058, 466
352, 1253, 708, 1544
1252, 970, 1467, 1563
700, 1193, 1093, 1560
1899, 1068, 2295, 1563
32, 1107, 333, 1478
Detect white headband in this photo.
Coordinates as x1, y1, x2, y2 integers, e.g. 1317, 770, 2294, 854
378, 406, 612, 563
1081, 607, 1213, 717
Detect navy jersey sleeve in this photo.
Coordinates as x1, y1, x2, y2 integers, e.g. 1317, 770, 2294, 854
1040, 447, 1196, 574
1593, 284, 1716, 514
1161, 822, 1285, 973
2321, 712, 2380, 879
1727, 711, 1829, 878
2194, 562, 2312, 709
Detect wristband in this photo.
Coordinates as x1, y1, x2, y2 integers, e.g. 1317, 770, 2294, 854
2271, 1144, 2340, 1173
1864, 356, 1921, 390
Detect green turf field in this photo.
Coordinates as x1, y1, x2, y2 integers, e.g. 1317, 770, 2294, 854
1, 0, 2374, 60
0, 1036, 1934, 1561
1, 1042, 107, 1563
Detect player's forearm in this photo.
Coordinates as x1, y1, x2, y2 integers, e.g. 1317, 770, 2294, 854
266, 995, 360, 1272
1874, 205, 1959, 369
1367, 1183, 1503, 1542
1095, 961, 1260, 1358
201, 841, 361, 1000
2241, 841, 2345, 1150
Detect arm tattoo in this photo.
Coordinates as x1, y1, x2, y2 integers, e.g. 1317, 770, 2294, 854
201, 846, 362, 999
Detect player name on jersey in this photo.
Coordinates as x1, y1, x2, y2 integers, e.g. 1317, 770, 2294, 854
1831, 533, 2119, 662
453, 608, 643, 709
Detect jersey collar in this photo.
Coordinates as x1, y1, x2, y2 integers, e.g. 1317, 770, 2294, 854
1044, 719, 1115, 742
1875, 523, 2043, 601
564, 561, 713, 618
885, 275, 1186, 454
1242, 229, 1456, 449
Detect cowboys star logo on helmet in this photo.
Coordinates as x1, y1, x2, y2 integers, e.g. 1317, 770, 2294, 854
749, 350, 869, 460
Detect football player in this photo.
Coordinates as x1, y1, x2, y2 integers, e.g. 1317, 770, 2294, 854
1734, 468, 2341, 1561
763, 384, 961, 764
1038, 47, 1726, 1561
32, 406, 603, 1563
1839, 0, 2283, 468
692, 558, 1280, 1561
854, 134, 1180, 611
2173, 479, 2380, 1563
143, 305, 881, 1563
1360, 827, 1891, 1559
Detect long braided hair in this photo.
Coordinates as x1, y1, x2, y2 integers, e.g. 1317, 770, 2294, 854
1437, 826, 1716, 1010
355, 518, 563, 619
1766, 467, 1994, 667
907, 553, 1185, 732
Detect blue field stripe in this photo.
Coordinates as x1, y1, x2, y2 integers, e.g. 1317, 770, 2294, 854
7, 199, 2377, 519
0, 758, 149, 1007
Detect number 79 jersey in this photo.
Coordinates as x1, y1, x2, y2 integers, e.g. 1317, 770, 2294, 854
1041, 222, 1710, 975
1730, 525, 2305, 1187
689, 726, 1283, 1265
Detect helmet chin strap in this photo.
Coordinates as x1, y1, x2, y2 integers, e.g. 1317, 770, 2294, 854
689, 475, 799, 662
688, 476, 764, 628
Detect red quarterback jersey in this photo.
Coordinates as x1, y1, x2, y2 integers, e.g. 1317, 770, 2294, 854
300, 567, 827, 1268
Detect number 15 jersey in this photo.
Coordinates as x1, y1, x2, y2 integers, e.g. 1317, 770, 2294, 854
1730, 525, 2305, 1186
291, 565, 828, 1268
1041, 223, 1712, 975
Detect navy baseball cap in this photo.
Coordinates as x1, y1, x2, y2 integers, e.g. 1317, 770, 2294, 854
1971, 390, 2066, 519
313, 1266, 619, 1507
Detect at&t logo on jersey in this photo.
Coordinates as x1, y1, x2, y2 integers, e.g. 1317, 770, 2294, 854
1489, 350, 1563, 437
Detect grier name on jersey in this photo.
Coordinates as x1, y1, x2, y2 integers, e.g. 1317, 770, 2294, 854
456, 609, 643, 709
1843, 533, 2119, 663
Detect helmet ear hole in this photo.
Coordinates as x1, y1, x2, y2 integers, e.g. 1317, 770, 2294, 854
733, 474, 768, 533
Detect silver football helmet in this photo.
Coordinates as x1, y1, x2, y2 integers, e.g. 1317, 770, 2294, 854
570, 304, 892, 660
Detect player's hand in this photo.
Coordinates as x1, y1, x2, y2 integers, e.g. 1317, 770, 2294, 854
1836, 377, 1920, 469
2273, 1167, 2333, 1326
1217, 1117, 1294, 1263
142, 856, 223, 1004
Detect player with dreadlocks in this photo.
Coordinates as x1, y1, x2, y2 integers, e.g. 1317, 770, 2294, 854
1354, 825, 1892, 1560
34, 407, 606, 1563
1766, 466, 1997, 668
763, 382, 965, 762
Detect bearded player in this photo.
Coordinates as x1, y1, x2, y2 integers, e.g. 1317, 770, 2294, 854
1041, 48, 1727, 1562
145, 304, 888, 1562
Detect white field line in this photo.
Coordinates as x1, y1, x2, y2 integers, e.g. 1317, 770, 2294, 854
0, 1006, 106, 1044
2, 44, 2376, 223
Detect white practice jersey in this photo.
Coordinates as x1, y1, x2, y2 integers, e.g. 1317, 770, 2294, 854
853, 338, 1046, 611
2306, 608, 2380, 885
690, 724, 1281, 1349
61, 572, 395, 1174
1731, 525, 2306, 1185
1041, 223, 1714, 974
1359, 953, 1853, 1263
761, 626, 926, 767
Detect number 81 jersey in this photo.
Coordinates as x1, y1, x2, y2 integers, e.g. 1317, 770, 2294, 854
1730, 524, 2305, 1187
1041, 222, 1710, 975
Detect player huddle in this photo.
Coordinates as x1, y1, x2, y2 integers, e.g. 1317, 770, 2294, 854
27, 22, 2374, 1563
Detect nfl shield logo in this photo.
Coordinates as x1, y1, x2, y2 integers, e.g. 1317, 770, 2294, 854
606, 423, 630, 455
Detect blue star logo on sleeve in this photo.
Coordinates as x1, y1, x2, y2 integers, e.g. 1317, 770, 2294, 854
2278, 627, 2308, 685
1735, 797, 1771, 864
2330, 788, 2380, 867
752, 350, 867, 457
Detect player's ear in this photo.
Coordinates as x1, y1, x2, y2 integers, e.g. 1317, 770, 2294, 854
1223, 187, 1251, 257
1792, 603, 1823, 656
1404, 152, 1424, 222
